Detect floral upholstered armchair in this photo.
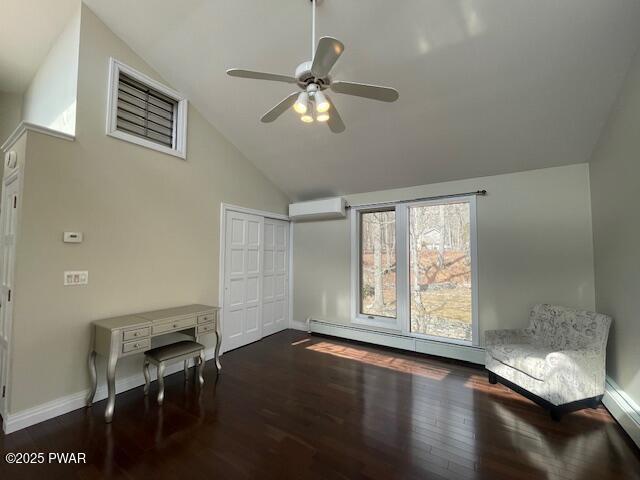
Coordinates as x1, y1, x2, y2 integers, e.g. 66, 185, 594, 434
485, 304, 612, 420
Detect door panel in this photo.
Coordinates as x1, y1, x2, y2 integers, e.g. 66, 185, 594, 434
0, 177, 19, 416
262, 219, 289, 337
223, 211, 263, 351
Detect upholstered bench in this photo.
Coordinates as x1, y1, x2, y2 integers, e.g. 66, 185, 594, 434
485, 304, 612, 420
143, 340, 205, 405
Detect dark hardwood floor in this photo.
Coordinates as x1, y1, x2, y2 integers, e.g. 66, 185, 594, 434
1, 330, 639, 479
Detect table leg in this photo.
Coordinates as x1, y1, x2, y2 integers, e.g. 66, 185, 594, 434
157, 362, 166, 405
143, 360, 150, 395
214, 324, 222, 373
104, 352, 118, 423
197, 352, 205, 387
86, 350, 97, 406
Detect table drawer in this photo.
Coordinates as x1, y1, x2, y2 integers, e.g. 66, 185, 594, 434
152, 316, 196, 335
123, 326, 150, 341
197, 322, 216, 334
122, 338, 150, 354
197, 313, 216, 324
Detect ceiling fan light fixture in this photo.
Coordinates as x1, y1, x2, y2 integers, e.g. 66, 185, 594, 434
293, 92, 310, 114
226, 0, 398, 133
314, 91, 330, 113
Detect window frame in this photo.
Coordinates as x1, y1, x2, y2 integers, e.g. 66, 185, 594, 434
350, 196, 479, 345
352, 207, 402, 329
106, 58, 188, 159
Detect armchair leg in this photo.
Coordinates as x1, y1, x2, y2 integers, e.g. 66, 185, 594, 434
488, 371, 498, 385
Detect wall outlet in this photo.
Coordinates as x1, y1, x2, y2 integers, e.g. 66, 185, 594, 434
64, 271, 88, 286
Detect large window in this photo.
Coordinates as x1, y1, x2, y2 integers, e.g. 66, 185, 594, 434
360, 210, 396, 319
352, 197, 477, 344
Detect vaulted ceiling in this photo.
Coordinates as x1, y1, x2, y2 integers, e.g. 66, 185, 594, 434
75, 1, 640, 199
1, 0, 79, 92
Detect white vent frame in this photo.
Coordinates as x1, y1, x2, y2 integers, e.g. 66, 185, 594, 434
106, 58, 188, 159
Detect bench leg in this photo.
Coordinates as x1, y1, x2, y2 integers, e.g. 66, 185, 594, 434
184, 360, 189, 382
143, 360, 150, 395
157, 362, 166, 405
197, 351, 205, 387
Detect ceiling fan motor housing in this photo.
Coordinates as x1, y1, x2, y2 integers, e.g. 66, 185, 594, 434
295, 61, 331, 90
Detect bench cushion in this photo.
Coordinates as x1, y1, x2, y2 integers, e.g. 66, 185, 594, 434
145, 340, 204, 362
488, 343, 554, 381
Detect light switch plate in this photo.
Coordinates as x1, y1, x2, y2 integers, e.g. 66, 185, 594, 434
64, 271, 89, 286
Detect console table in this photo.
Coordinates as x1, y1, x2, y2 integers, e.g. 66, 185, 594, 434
86, 304, 221, 422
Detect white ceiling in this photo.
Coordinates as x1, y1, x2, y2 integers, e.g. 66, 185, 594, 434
1, 0, 79, 93
90, 1, 640, 199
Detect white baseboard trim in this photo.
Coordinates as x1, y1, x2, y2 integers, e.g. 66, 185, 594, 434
602, 377, 640, 448
290, 319, 309, 331
308, 319, 485, 364
3, 347, 215, 434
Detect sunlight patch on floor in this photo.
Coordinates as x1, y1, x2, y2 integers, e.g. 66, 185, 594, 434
305, 341, 450, 380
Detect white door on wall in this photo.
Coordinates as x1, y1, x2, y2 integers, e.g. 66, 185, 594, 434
0, 177, 19, 417
262, 219, 289, 337
223, 211, 263, 351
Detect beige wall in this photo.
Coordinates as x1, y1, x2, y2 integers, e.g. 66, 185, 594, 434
294, 164, 596, 341
0, 91, 22, 144
8, 4, 289, 413
21, 7, 80, 135
590, 47, 640, 405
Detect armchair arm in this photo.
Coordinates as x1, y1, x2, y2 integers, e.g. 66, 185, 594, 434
544, 348, 606, 402
484, 328, 533, 346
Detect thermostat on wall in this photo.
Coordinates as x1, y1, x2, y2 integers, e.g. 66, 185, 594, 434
63, 232, 83, 243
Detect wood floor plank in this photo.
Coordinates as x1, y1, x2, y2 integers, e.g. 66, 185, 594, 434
1, 330, 639, 479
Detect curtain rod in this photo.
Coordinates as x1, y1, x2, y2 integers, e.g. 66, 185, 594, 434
345, 190, 487, 209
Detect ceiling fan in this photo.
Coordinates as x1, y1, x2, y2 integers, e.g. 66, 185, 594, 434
226, 0, 399, 133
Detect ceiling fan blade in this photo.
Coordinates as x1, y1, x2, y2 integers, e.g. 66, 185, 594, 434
261, 92, 299, 123
326, 95, 345, 133
330, 81, 399, 102
226, 69, 297, 84
311, 37, 344, 78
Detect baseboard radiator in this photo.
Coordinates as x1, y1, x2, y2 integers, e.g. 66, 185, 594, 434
307, 319, 485, 365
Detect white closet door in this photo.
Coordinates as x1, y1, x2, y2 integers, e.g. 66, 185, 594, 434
0, 177, 19, 416
223, 211, 263, 351
262, 219, 289, 337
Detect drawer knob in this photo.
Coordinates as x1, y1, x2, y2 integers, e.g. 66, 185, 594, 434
134, 343, 140, 348
134, 332, 139, 336
173, 324, 178, 328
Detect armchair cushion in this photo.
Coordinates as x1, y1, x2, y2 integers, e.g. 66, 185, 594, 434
488, 344, 555, 381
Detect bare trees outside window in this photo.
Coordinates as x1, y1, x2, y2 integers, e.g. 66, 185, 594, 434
409, 202, 472, 341
354, 197, 476, 343
360, 210, 396, 318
